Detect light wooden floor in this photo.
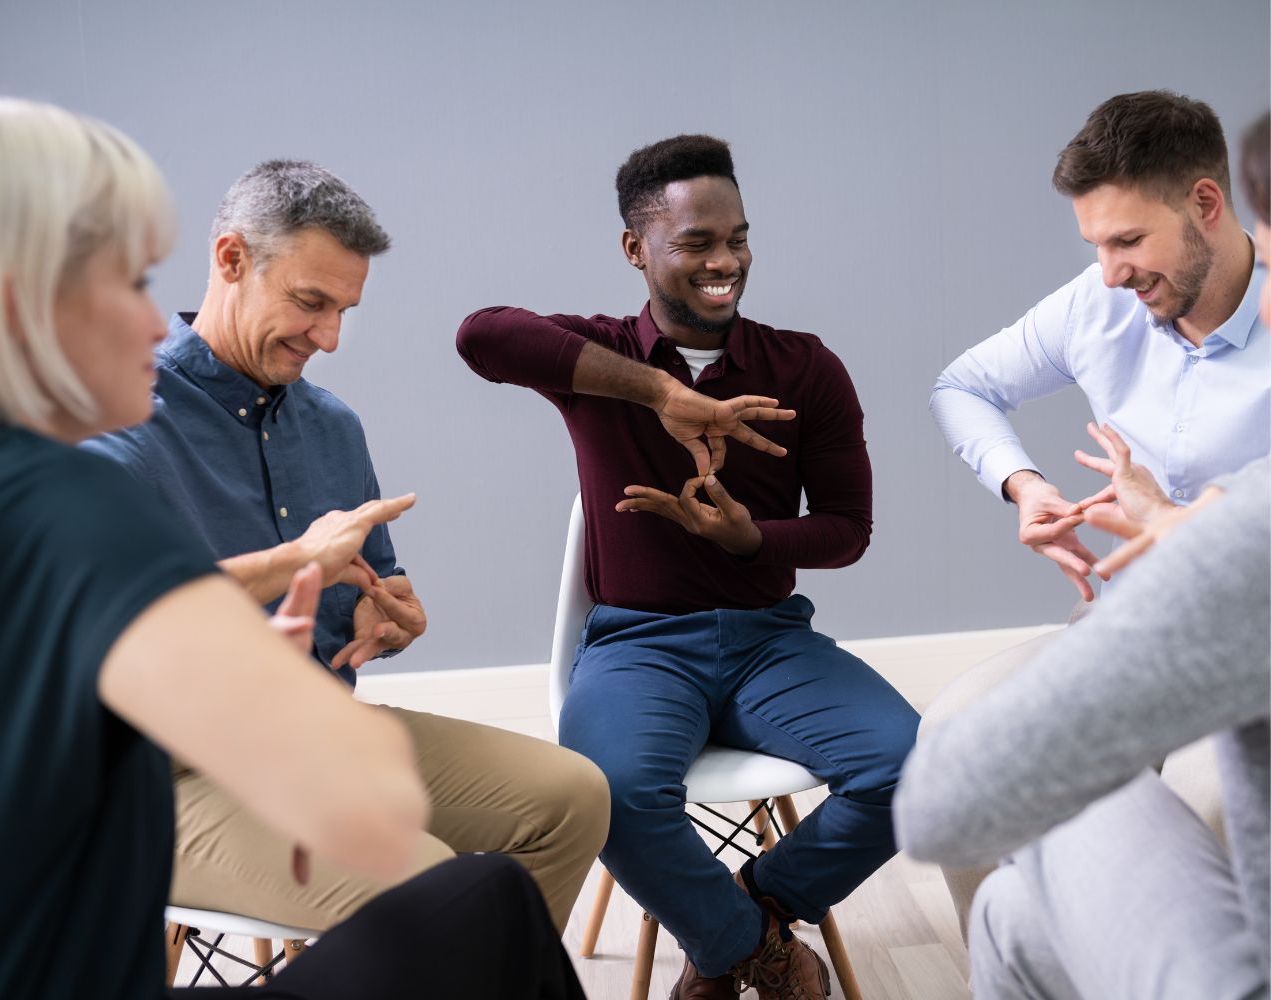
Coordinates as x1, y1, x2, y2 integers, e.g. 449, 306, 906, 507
174, 624, 1059, 998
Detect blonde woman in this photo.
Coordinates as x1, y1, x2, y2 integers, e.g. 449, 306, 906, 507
0, 98, 585, 1000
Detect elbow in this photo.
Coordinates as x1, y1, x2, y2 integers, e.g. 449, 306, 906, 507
314, 783, 428, 882
455, 308, 500, 371
823, 518, 871, 568
306, 715, 429, 881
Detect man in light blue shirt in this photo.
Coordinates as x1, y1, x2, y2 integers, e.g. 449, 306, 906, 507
933, 90, 1267, 602
926, 90, 1269, 941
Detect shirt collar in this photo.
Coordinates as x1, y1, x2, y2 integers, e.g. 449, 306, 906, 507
160, 313, 287, 424
1207, 258, 1267, 350
1151, 250, 1266, 350
635, 302, 748, 371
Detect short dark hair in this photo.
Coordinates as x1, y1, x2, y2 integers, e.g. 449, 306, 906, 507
1240, 112, 1270, 227
616, 134, 738, 232
1053, 91, 1230, 202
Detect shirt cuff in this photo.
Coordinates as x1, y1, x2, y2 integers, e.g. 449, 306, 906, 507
979, 444, 1041, 501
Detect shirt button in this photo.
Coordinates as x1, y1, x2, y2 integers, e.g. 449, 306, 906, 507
279, 506, 289, 518
1189, 355, 1200, 364
256, 395, 267, 405
237, 407, 247, 417
1175, 423, 1185, 432
262, 431, 270, 442
1173, 489, 1185, 499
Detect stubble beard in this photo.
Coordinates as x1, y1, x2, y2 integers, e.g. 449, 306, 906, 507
650, 275, 742, 337
1153, 219, 1215, 323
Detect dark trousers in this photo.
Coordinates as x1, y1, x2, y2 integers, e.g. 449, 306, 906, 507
559, 595, 920, 977
167, 853, 587, 1000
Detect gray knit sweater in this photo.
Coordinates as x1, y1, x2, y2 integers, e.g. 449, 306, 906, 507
895, 456, 1270, 974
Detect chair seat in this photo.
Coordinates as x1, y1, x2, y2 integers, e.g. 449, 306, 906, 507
165, 905, 317, 942
684, 745, 822, 804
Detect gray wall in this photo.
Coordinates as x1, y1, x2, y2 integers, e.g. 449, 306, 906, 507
3, 1, 1266, 673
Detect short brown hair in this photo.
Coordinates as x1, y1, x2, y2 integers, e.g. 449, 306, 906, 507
1053, 91, 1230, 203
1240, 112, 1270, 226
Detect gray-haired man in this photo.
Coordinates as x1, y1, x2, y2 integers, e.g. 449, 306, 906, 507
84, 160, 609, 933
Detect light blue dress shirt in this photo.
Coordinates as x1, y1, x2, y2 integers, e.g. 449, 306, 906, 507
82, 313, 400, 687
931, 260, 1269, 505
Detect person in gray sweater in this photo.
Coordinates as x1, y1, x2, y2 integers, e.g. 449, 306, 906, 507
895, 454, 1269, 1000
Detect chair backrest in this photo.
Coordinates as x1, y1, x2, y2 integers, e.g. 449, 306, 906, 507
548, 493, 592, 734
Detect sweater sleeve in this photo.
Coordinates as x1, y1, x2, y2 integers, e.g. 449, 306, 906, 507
456, 306, 596, 397
895, 457, 1271, 867
751, 344, 872, 568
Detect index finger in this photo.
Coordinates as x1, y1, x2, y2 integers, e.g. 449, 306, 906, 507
1094, 532, 1155, 577
1019, 513, 1084, 545
366, 584, 427, 633
678, 438, 710, 478
728, 423, 789, 458
733, 405, 796, 424
356, 493, 417, 525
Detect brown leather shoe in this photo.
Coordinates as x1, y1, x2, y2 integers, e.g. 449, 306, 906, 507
734, 915, 831, 1000
668, 953, 738, 999
733, 869, 830, 999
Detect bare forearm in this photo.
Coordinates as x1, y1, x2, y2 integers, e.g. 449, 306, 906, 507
572, 340, 677, 407
100, 576, 428, 881
218, 543, 304, 604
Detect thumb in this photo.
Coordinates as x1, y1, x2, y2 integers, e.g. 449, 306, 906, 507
702, 473, 741, 514
278, 561, 322, 619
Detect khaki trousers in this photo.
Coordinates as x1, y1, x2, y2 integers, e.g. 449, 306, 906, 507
917, 607, 1226, 943
170, 708, 610, 934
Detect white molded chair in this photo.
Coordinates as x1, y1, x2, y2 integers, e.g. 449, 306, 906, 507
550, 494, 863, 1000
164, 905, 317, 988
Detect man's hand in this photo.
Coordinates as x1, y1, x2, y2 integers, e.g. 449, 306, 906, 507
1086, 484, 1225, 578
219, 493, 418, 605
293, 494, 418, 590
1073, 422, 1174, 526
617, 473, 763, 557
1006, 470, 1102, 601
331, 574, 428, 671
652, 379, 795, 478
569, 341, 794, 477
269, 562, 322, 653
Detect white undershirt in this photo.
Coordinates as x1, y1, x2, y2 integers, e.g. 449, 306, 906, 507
675, 346, 725, 383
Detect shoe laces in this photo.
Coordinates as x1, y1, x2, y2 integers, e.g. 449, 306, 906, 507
731, 928, 818, 999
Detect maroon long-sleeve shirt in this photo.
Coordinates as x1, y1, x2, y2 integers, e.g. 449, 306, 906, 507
457, 304, 872, 614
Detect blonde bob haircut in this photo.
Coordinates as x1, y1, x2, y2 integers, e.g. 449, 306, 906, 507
0, 98, 176, 427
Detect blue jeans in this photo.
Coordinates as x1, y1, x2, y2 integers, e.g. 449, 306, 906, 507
558, 595, 919, 977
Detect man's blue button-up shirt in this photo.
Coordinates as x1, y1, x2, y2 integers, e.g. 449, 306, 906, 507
83, 313, 399, 687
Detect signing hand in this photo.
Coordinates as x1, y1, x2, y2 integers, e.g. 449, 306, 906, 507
652, 380, 795, 477
617, 473, 763, 557
331, 574, 428, 671
269, 562, 322, 653
1073, 422, 1175, 528
294, 494, 418, 592
1006, 471, 1101, 601
1086, 484, 1226, 578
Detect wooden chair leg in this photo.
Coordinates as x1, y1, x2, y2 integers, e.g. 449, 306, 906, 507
629, 911, 659, 1000
163, 923, 189, 987
774, 794, 864, 1000
284, 938, 308, 967
748, 798, 779, 850
253, 938, 275, 977
818, 908, 864, 1000
580, 867, 617, 957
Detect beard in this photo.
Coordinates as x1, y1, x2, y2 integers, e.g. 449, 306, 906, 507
649, 275, 743, 337
1150, 219, 1214, 323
